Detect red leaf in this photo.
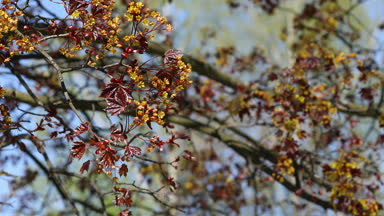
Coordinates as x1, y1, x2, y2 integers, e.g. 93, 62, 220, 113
114, 186, 128, 195
74, 122, 90, 135
111, 127, 127, 141
105, 98, 127, 115
167, 177, 177, 190
50, 131, 58, 138
71, 141, 86, 159
119, 164, 128, 177
124, 196, 132, 207
137, 34, 148, 50
100, 80, 132, 106
360, 87, 375, 101
118, 209, 132, 216
100, 148, 117, 167
67, 122, 90, 141
122, 47, 133, 58
80, 160, 91, 174
167, 135, 181, 147
65, 0, 87, 15
268, 72, 278, 81
124, 145, 141, 157
33, 119, 45, 132
89, 136, 109, 152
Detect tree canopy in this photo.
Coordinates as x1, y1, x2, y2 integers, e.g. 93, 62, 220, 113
1, 0, 384, 215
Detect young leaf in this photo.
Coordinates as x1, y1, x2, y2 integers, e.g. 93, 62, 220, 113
100, 81, 132, 105
80, 160, 91, 174
100, 148, 117, 167
71, 141, 87, 159
105, 98, 127, 116
124, 145, 141, 158
119, 164, 128, 177
118, 209, 132, 216
67, 122, 90, 141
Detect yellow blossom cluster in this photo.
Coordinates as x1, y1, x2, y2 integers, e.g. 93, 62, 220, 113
283, 119, 300, 132
356, 199, 382, 216
379, 114, 384, 127
271, 172, 285, 183
130, 99, 165, 126
175, 58, 193, 86
124, 1, 169, 28
274, 82, 297, 95
63, 0, 173, 62
271, 107, 301, 133
151, 76, 168, 90
271, 108, 291, 130
324, 152, 381, 215
227, 95, 250, 115
0, 87, 4, 98
0, 104, 11, 131
120, 1, 172, 50
151, 56, 192, 102
330, 182, 356, 203
12, 36, 35, 54
0, 2, 34, 64
0, 6, 18, 39
272, 47, 354, 130
126, 66, 145, 88
254, 90, 271, 102
0, 87, 12, 131
276, 155, 294, 175
289, 2, 345, 49
305, 99, 337, 126
125, 1, 145, 22
324, 152, 365, 181
60, 0, 121, 58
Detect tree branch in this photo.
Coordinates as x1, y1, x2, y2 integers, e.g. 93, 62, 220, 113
148, 42, 245, 90
5, 88, 334, 210
21, 143, 80, 215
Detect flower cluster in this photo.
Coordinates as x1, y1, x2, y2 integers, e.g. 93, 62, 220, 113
0, 87, 12, 131
60, 0, 172, 60
67, 2, 192, 191
154, 56, 193, 100
131, 99, 165, 126
67, 1, 192, 134
323, 151, 382, 215
257, 44, 383, 191
305, 99, 337, 127
146, 134, 184, 152
0, 1, 35, 64
267, 43, 375, 139
125, 1, 170, 29
288, 1, 353, 51
126, 66, 144, 88
0, 2, 18, 39
276, 155, 294, 175
60, 0, 121, 58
